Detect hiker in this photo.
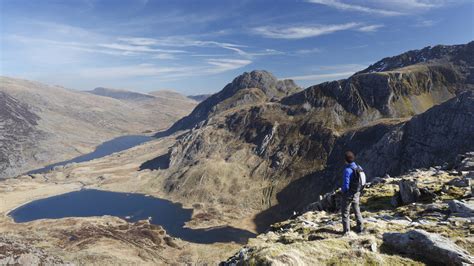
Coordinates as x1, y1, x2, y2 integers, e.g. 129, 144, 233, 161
341, 151, 365, 234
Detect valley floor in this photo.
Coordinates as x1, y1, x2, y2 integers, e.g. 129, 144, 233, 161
0, 134, 252, 264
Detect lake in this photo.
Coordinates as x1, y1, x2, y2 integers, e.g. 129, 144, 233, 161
8, 189, 255, 244
28, 135, 153, 175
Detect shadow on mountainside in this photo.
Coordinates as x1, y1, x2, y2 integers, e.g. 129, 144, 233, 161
253, 170, 335, 233
139, 152, 171, 171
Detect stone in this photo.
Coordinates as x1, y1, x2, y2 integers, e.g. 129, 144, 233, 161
456, 153, 474, 172
447, 177, 470, 187
448, 200, 474, 217
383, 229, 474, 265
399, 179, 421, 204
369, 177, 385, 186
392, 179, 422, 206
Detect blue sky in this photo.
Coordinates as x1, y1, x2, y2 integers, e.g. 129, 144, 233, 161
1, 0, 473, 94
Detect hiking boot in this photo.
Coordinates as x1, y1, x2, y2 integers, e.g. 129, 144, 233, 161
354, 226, 365, 234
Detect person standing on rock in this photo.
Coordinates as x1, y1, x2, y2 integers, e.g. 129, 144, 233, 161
341, 151, 365, 235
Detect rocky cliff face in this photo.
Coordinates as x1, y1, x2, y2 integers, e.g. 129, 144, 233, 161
149, 42, 474, 226
357, 41, 473, 76
0, 91, 44, 178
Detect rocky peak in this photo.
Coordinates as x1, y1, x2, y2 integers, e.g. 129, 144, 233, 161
160, 70, 300, 135
222, 70, 299, 99
357, 41, 474, 74
282, 42, 474, 122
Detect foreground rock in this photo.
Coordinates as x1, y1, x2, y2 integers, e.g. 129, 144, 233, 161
383, 230, 474, 265
223, 168, 473, 265
448, 200, 474, 217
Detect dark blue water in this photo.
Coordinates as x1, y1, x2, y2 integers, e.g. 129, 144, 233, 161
28, 135, 153, 175
8, 189, 255, 244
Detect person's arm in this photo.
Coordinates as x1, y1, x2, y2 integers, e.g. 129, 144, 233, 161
342, 168, 351, 193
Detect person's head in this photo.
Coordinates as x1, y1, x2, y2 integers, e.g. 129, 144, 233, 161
344, 151, 355, 163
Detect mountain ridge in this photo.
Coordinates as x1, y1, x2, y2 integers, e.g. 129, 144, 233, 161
147, 41, 474, 229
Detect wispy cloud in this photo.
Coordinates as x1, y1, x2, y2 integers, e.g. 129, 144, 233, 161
206, 59, 252, 73
78, 58, 252, 80
253, 23, 360, 39
295, 47, 322, 54
253, 23, 384, 39
307, 0, 448, 16
307, 0, 404, 16
414, 19, 439, 27
97, 43, 186, 54
357, 24, 384, 32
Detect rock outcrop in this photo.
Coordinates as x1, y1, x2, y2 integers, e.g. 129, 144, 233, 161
383, 230, 474, 265
223, 168, 473, 265
0, 91, 44, 178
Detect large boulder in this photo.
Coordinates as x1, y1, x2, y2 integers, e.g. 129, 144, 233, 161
383, 229, 474, 265
448, 200, 474, 217
454, 152, 474, 172
392, 179, 421, 206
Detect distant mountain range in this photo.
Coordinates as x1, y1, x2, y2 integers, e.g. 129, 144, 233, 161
149, 41, 474, 225
87, 87, 156, 101
0, 78, 196, 178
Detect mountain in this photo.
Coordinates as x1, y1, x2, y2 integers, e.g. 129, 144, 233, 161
158, 70, 301, 135
87, 87, 155, 101
146, 42, 474, 228
357, 41, 474, 75
188, 94, 211, 102
149, 90, 196, 103
0, 77, 196, 178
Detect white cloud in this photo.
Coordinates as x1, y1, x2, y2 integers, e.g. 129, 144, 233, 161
98, 43, 186, 53
153, 53, 176, 60
307, 0, 448, 16
357, 24, 384, 32
78, 58, 252, 80
253, 23, 384, 39
253, 23, 360, 39
295, 48, 322, 54
414, 19, 438, 27
206, 59, 252, 73
307, 0, 404, 16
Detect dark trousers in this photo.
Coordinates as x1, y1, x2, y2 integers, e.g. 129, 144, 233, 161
341, 191, 363, 233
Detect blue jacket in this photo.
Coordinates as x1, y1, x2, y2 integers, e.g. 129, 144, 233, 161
342, 162, 361, 193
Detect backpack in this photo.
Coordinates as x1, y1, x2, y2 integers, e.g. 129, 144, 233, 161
349, 165, 366, 193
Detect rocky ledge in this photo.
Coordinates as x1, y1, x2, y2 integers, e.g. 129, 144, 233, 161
223, 156, 474, 265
